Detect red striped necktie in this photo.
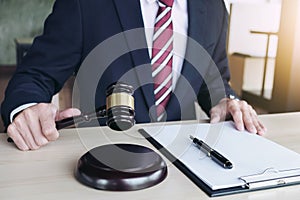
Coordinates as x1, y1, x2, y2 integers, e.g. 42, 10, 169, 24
151, 0, 174, 121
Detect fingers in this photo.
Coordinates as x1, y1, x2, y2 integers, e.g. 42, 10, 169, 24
55, 108, 81, 121
39, 104, 59, 141
229, 100, 266, 135
257, 121, 267, 135
210, 99, 227, 124
249, 108, 267, 135
22, 106, 49, 146
7, 103, 58, 151
7, 123, 29, 151
227, 100, 244, 131
210, 113, 220, 124
7, 103, 82, 151
210, 98, 267, 135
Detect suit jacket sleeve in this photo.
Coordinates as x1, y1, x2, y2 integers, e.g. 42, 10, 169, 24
197, 0, 237, 115
1, 0, 83, 127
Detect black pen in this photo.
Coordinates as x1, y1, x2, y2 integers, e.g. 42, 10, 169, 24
189, 135, 233, 169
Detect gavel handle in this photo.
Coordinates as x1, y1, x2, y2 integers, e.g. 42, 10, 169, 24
56, 105, 107, 129
55, 115, 88, 130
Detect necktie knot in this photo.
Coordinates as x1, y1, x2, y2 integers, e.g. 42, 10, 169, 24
158, 0, 174, 7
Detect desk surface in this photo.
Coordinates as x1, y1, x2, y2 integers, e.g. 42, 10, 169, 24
1, 112, 300, 200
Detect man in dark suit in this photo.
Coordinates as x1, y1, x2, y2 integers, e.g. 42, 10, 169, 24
1, 0, 266, 150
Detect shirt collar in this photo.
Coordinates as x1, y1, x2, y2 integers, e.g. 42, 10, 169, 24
145, 0, 156, 4
145, 0, 177, 5
144, 0, 185, 7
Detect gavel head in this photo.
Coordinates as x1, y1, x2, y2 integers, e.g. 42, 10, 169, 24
106, 83, 135, 131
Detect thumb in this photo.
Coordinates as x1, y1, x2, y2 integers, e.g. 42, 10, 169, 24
210, 113, 221, 124
55, 108, 81, 121
210, 107, 222, 124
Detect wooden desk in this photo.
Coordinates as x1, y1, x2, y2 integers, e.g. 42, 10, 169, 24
1, 113, 300, 199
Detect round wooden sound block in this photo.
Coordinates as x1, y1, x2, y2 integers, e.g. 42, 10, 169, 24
75, 144, 168, 191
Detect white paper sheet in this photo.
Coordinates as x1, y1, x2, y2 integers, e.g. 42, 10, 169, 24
143, 121, 300, 190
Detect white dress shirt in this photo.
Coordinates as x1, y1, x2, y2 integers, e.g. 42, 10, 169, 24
10, 0, 188, 122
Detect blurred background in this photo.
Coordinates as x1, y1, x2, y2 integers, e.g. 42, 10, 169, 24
0, 0, 299, 131
225, 0, 300, 115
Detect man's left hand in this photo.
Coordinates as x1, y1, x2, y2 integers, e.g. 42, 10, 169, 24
209, 98, 267, 135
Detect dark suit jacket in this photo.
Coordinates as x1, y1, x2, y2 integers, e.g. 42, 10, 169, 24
1, 0, 235, 127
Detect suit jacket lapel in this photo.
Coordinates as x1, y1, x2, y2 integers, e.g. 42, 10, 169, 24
113, 0, 209, 120
113, 0, 155, 114
181, 0, 208, 91
186, 0, 207, 48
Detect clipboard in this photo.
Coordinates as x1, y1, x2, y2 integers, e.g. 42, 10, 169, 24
138, 122, 300, 197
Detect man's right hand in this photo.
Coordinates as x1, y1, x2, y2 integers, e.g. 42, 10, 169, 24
7, 103, 81, 151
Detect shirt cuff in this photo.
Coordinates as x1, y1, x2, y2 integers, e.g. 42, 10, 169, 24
10, 103, 38, 123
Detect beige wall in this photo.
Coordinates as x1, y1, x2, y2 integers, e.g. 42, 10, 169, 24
228, 0, 300, 112
287, 0, 300, 111
227, 1, 281, 57
271, 0, 300, 112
